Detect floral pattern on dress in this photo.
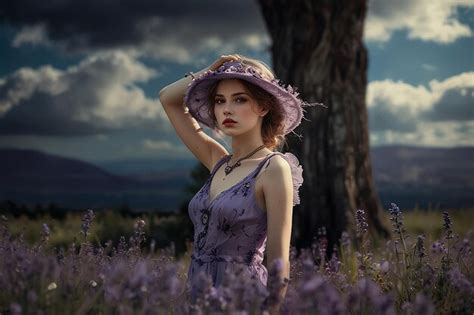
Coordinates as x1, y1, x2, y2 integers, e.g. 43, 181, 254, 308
186, 152, 304, 297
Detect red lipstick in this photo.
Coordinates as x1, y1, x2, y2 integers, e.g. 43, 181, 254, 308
223, 118, 237, 126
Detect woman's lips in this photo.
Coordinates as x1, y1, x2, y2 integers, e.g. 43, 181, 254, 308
222, 119, 237, 126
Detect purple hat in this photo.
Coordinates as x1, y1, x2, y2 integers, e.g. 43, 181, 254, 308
184, 60, 324, 135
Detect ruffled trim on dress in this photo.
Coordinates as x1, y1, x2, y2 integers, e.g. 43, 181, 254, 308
277, 152, 304, 206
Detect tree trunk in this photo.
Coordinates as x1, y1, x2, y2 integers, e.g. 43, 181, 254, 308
257, 0, 390, 255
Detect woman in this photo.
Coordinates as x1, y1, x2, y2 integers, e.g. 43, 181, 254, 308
159, 54, 320, 307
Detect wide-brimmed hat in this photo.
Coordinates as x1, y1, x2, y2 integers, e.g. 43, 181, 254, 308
184, 60, 325, 135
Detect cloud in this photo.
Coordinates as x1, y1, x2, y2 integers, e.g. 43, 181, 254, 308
369, 120, 474, 147
367, 71, 474, 146
367, 80, 433, 132
2, 0, 269, 63
424, 72, 474, 121
12, 24, 51, 47
422, 64, 437, 72
0, 51, 169, 135
365, 0, 474, 43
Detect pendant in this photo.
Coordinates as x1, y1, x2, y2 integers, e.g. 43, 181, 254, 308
225, 161, 241, 175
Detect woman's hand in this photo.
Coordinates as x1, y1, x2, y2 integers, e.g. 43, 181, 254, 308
208, 54, 242, 71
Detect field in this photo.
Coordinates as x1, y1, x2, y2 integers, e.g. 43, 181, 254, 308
1, 205, 473, 314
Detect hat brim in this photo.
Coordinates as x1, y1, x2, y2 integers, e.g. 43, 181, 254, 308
184, 71, 303, 135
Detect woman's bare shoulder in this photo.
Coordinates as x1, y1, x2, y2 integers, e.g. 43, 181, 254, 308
261, 154, 292, 182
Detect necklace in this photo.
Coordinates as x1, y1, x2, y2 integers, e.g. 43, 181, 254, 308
224, 144, 266, 176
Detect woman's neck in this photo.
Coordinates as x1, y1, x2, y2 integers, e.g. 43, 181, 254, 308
230, 137, 270, 160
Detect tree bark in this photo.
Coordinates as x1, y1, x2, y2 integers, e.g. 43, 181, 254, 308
257, 0, 390, 255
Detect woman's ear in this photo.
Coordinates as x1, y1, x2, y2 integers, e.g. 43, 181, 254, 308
260, 108, 269, 117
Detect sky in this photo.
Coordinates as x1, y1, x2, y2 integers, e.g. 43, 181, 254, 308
0, 0, 473, 163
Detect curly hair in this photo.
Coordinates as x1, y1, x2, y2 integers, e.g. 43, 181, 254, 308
206, 55, 287, 151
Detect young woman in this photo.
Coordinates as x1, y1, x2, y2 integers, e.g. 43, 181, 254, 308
159, 54, 319, 306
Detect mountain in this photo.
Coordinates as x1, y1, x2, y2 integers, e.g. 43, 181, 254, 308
371, 145, 474, 209
0, 148, 197, 212
1, 146, 473, 212
1, 148, 142, 193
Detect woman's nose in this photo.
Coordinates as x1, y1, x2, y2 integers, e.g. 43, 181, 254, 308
222, 102, 232, 114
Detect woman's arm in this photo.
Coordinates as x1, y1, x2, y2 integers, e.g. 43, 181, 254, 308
158, 55, 240, 171
262, 155, 294, 307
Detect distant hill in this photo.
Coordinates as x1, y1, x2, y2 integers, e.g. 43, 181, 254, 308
371, 145, 474, 209
1, 146, 473, 211
1, 148, 142, 193
0, 148, 197, 212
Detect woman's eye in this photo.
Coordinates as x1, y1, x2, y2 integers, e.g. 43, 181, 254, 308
214, 99, 224, 104
235, 97, 247, 103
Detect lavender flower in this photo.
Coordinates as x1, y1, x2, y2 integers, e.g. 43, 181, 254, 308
379, 260, 390, 273
317, 226, 328, 258
347, 278, 395, 315
262, 258, 286, 311
9, 303, 22, 315
131, 219, 146, 251
442, 211, 454, 240
80, 209, 95, 239
298, 275, 345, 314
117, 236, 128, 256
448, 267, 474, 295
41, 223, 50, 243
356, 209, 369, 236
340, 231, 351, 248
401, 292, 435, 315
431, 241, 447, 254
388, 203, 405, 236
326, 247, 341, 274
415, 234, 426, 260
459, 238, 471, 258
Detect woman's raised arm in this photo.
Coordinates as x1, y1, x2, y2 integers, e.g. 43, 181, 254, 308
158, 55, 240, 171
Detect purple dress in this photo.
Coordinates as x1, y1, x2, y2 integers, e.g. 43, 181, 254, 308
186, 151, 303, 300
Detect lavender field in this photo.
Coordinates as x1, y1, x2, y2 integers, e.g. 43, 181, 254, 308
1, 204, 473, 314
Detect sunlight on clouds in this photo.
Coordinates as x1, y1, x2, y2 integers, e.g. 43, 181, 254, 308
368, 71, 474, 146
0, 51, 169, 135
370, 121, 474, 147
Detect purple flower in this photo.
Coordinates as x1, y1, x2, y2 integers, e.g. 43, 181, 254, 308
131, 218, 147, 250
9, 303, 21, 315
415, 234, 426, 259
442, 211, 454, 240
448, 267, 474, 295
347, 278, 395, 315
81, 209, 95, 239
401, 292, 435, 315
326, 249, 341, 273
41, 223, 50, 243
459, 238, 471, 258
356, 209, 368, 236
431, 241, 447, 254
388, 203, 405, 235
380, 260, 390, 273
340, 231, 351, 248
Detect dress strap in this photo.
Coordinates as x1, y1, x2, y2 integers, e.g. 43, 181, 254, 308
251, 152, 280, 180
251, 152, 304, 206
210, 154, 231, 177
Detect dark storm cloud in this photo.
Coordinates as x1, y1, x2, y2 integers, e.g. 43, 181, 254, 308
0, 0, 268, 61
0, 52, 167, 136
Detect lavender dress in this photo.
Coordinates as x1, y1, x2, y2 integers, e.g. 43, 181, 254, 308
186, 151, 303, 300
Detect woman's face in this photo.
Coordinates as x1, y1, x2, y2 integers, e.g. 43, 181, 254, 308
213, 79, 267, 136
